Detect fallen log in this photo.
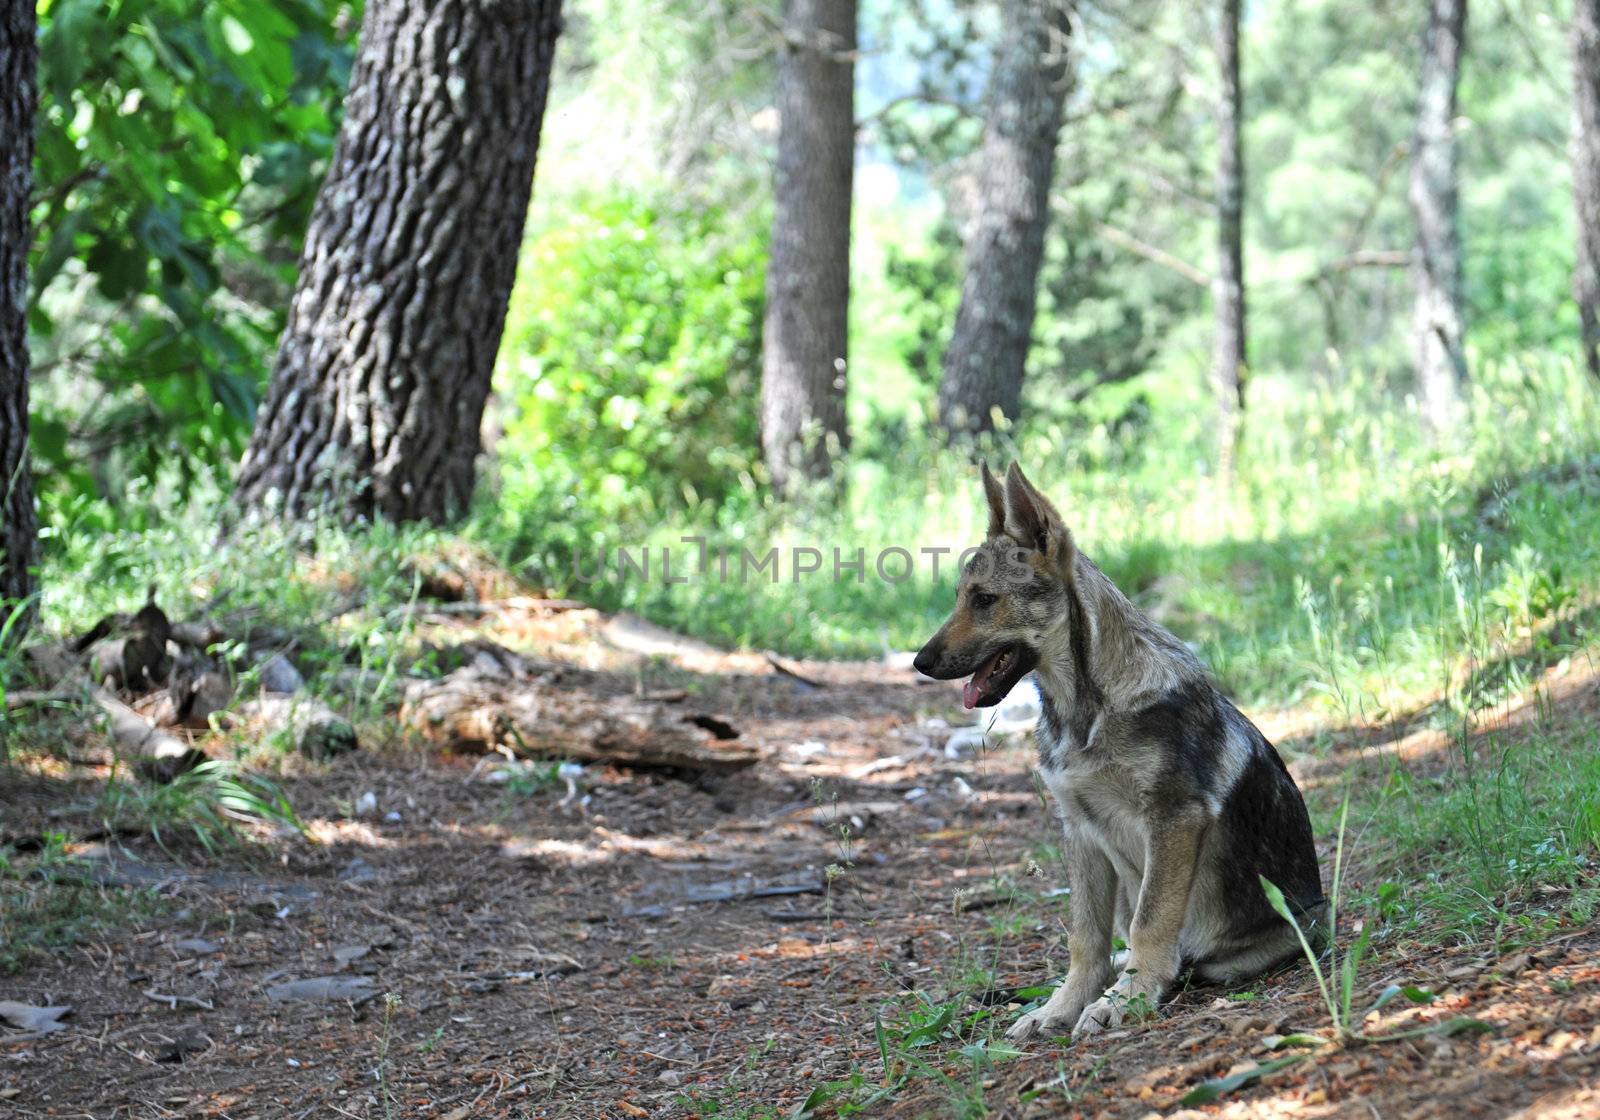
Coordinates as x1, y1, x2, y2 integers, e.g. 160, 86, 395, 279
400, 668, 759, 772
23, 642, 205, 782
91, 687, 206, 782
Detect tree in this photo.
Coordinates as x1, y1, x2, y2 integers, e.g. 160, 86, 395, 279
1, 0, 38, 632
236, 0, 564, 523
1212, 0, 1246, 473
761, 0, 855, 492
1409, 0, 1468, 432
936, 0, 1072, 439
1573, 0, 1600, 383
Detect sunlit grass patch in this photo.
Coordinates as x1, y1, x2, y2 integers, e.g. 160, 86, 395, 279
1339, 714, 1600, 948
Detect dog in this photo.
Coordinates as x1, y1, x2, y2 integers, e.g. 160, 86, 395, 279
913, 463, 1325, 1041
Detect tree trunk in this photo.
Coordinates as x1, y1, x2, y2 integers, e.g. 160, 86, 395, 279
1573, 0, 1600, 383
1212, 0, 1247, 476
761, 0, 855, 492
236, 0, 563, 523
937, 0, 1072, 440
0, 1, 37, 635
1409, 0, 1468, 434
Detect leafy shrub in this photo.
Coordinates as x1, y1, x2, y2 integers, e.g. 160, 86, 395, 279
491, 191, 766, 551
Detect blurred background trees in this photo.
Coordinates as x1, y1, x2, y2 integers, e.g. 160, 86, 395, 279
1572, 0, 1600, 382
935, 0, 1072, 441
1211, 0, 1246, 473
760, 0, 856, 491
1409, 0, 1469, 433
2, 0, 1595, 601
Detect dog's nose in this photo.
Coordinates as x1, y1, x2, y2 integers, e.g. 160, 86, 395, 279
912, 646, 936, 677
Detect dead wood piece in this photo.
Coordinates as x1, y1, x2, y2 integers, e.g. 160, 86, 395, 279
133, 669, 234, 731
76, 591, 172, 691
683, 713, 739, 740
86, 635, 170, 693
591, 826, 715, 861
3, 688, 75, 708
24, 642, 80, 686
401, 669, 760, 772
181, 670, 234, 729
0, 1001, 71, 1034
418, 638, 548, 680
623, 871, 823, 917
238, 696, 358, 760
797, 800, 904, 829
953, 887, 1018, 914
91, 687, 207, 782
764, 652, 826, 690
265, 976, 378, 1005
168, 620, 226, 650
400, 556, 478, 603
509, 596, 590, 612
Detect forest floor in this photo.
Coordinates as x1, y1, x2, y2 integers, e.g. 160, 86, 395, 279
3, 588, 1599, 1120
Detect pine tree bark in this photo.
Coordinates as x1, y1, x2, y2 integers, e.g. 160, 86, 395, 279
1409, 0, 1468, 434
937, 0, 1072, 440
1572, 0, 1600, 383
1, 1, 38, 633
1212, 0, 1247, 476
761, 0, 855, 492
236, 0, 563, 523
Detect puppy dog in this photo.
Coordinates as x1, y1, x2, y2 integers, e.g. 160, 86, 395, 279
913, 463, 1325, 1041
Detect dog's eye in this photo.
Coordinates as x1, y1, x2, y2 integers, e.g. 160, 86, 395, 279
970, 591, 999, 610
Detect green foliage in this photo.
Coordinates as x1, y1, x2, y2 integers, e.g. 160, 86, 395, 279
98, 759, 305, 855
491, 191, 766, 538
30, 0, 355, 505
38, 465, 445, 642
0, 836, 165, 973
506, 351, 1600, 692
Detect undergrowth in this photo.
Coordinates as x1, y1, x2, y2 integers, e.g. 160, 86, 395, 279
0, 835, 165, 974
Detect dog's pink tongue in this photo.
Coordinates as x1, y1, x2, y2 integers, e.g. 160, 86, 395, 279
963, 652, 998, 709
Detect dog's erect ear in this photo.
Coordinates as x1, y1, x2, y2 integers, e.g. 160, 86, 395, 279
981, 462, 1007, 537
1003, 463, 1075, 570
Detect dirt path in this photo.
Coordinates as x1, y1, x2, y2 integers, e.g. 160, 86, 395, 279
3, 613, 1597, 1119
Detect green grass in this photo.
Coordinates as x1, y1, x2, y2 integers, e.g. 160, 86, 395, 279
0, 836, 166, 974
96, 758, 306, 855
1341, 715, 1600, 947
482, 354, 1600, 717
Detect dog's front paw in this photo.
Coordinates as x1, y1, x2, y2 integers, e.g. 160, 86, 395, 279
1073, 980, 1164, 1039
1072, 995, 1123, 1037
1006, 991, 1086, 1043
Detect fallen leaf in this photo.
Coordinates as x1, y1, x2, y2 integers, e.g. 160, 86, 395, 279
332, 944, 372, 965
174, 938, 222, 955
266, 977, 380, 1004
0, 1001, 71, 1033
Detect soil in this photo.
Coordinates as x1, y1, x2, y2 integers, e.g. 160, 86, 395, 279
2, 600, 1597, 1120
